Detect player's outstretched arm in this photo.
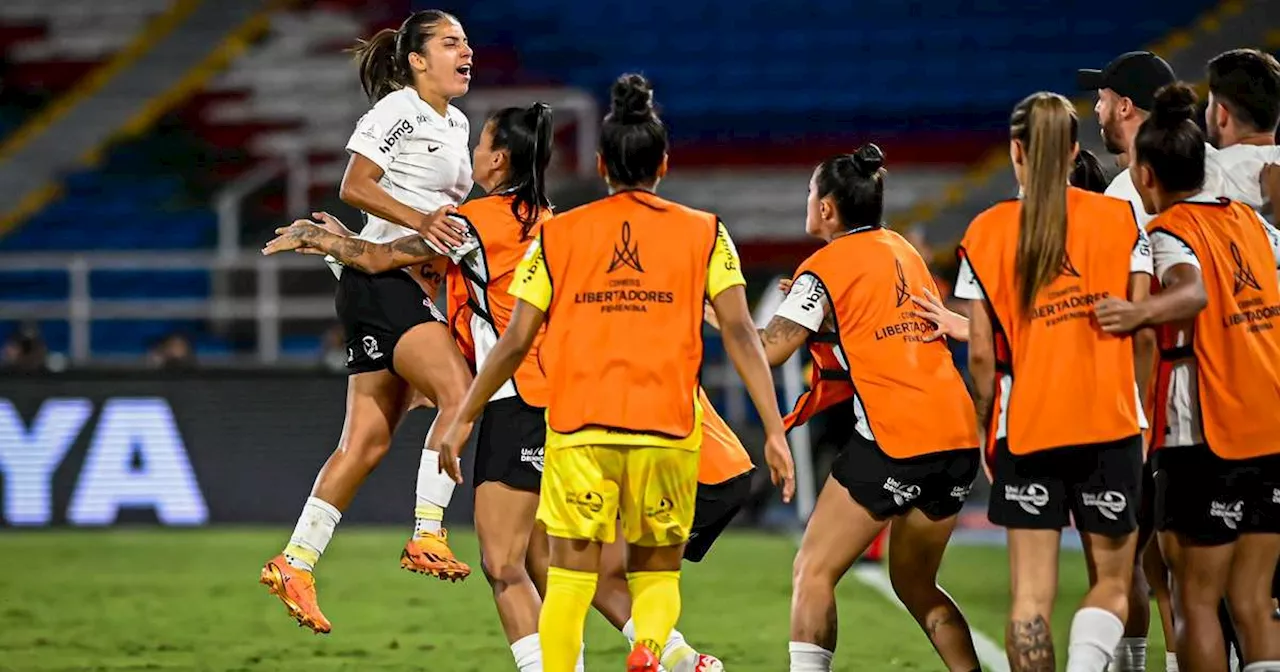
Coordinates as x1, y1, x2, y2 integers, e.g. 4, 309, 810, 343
262, 210, 465, 275
431, 299, 545, 483
711, 284, 796, 502
1095, 265, 1207, 332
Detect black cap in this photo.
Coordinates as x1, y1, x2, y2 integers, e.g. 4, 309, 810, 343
1077, 51, 1177, 111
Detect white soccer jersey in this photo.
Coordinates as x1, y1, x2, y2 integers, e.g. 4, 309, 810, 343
1204, 142, 1280, 213
345, 87, 474, 244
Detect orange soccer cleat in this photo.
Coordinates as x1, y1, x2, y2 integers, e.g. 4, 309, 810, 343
626, 642, 661, 672
399, 529, 471, 581
259, 554, 331, 634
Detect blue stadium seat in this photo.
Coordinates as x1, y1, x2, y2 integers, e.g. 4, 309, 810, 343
441, 0, 1211, 139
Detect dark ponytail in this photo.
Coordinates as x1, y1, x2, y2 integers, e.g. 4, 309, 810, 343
813, 143, 887, 230
487, 103, 555, 239
1069, 149, 1108, 194
350, 10, 457, 103
1133, 83, 1206, 193
600, 73, 668, 187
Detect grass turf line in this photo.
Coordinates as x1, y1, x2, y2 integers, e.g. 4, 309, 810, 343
0, 529, 1167, 671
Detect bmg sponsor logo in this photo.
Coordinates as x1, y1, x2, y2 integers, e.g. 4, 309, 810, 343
379, 119, 414, 154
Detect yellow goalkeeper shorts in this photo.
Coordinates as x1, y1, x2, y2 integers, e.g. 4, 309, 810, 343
536, 444, 698, 547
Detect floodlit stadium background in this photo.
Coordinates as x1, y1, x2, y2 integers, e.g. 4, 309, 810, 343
0, 1, 1276, 670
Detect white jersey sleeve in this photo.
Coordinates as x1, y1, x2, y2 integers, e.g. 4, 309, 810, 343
1150, 232, 1200, 282
1106, 169, 1156, 229
954, 257, 984, 300
1131, 222, 1154, 275
773, 272, 828, 332
1249, 208, 1280, 268
346, 92, 415, 172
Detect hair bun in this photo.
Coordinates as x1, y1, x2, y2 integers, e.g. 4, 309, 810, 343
851, 143, 885, 176
609, 73, 656, 124
526, 101, 552, 124
1150, 82, 1197, 127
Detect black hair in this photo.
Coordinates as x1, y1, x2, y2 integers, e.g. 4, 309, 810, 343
1070, 149, 1109, 194
1134, 83, 1206, 193
600, 73, 668, 187
1207, 48, 1280, 133
487, 103, 554, 239
813, 143, 886, 230
351, 10, 458, 103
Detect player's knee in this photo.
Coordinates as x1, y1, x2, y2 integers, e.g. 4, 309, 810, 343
339, 428, 393, 470
1129, 561, 1150, 597
481, 551, 531, 590
1008, 581, 1055, 619
1176, 571, 1222, 611
1226, 584, 1269, 626
792, 550, 837, 593
889, 568, 939, 612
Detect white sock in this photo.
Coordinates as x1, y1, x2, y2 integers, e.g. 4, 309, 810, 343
623, 618, 637, 644
789, 641, 833, 671
1165, 651, 1178, 671
1066, 607, 1124, 672
283, 496, 341, 571
510, 633, 542, 672
575, 643, 585, 672
661, 629, 699, 671
1244, 664, 1280, 672
414, 449, 457, 536
1111, 637, 1146, 671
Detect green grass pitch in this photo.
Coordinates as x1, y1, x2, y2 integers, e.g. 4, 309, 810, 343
0, 529, 1169, 671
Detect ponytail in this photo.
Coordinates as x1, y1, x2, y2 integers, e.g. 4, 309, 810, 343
351, 28, 403, 102
1010, 92, 1078, 316
350, 10, 457, 103
487, 102, 555, 239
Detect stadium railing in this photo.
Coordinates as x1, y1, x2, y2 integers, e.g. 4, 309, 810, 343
0, 251, 327, 365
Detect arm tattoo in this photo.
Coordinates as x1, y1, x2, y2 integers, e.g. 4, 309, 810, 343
329, 237, 378, 274
389, 235, 436, 261
302, 228, 439, 275
974, 388, 995, 436
759, 316, 808, 347
1007, 616, 1054, 672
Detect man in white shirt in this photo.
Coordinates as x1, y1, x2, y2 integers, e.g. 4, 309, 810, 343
1078, 51, 1178, 228
1203, 48, 1280, 217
